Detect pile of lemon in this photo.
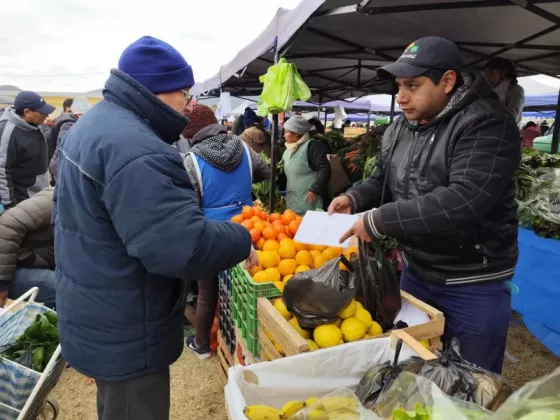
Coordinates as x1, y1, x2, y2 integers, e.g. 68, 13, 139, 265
250, 241, 356, 292
267, 297, 383, 355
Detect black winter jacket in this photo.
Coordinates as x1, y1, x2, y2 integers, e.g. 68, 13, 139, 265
346, 73, 521, 286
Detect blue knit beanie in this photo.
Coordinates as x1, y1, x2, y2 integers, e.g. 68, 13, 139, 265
243, 107, 259, 127
118, 36, 195, 94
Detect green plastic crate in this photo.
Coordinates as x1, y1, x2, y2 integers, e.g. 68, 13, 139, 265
231, 264, 281, 356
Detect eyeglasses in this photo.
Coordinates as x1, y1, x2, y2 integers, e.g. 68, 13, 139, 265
181, 90, 193, 106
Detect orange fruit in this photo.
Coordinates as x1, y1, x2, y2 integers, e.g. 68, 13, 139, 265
322, 248, 337, 261
272, 220, 284, 228
278, 243, 297, 259
278, 259, 297, 276
264, 267, 281, 283
262, 227, 278, 240
288, 220, 301, 236
273, 224, 287, 235
280, 238, 295, 248
295, 215, 303, 223
330, 247, 343, 257
285, 230, 295, 239
313, 255, 327, 269
269, 213, 282, 223
256, 237, 266, 250
310, 245, 327, 251
249, 228, 261, 243
310, 250, 322, 260
253, 271, 269, 283
231, 214, 244, 224
260, 211, 269, 221
295, 250, 313, 267
241, 220, 254, 230
241, 206, 254, 219
254, 220, 267, 232
263, 239, 280, 252
294, 241, 309, 252
283, 274, 293, 283
252, 207, 262, 219
277, 233, 288, 242
282, 211, 297, 225
295, 265, 311, 274
273, 281, 285, 292
249, 264, 263, 276
250, 216, 262, 224
261, 251, 280, 268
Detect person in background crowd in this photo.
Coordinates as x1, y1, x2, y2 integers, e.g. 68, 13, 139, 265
181, 104, 270, 359
49, 97, 91, 183
231, 113, 245, 136
0, 91, 54, 209
0, 95, 14, 114
331, 36, 520, 374
283, 115, 331, 215
521, 121, 542, 149
173, 96, 196, 153
540, 120, 550, 135
485, 57, 525, 124
62, 98, 73, 114
0, 187, 55, 308
46, 98, 75, 157
53, 36, 257, 420
240, 107, 273, 157
308, 116, 325, 135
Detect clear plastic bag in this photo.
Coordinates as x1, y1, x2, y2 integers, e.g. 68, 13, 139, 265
283, 257, 355, 329
352, 241, 401, 332
374, 372, 492, 419
491, 367, 560, 420
289, 388, 380, 420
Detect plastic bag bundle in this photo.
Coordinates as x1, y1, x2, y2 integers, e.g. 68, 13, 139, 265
289, 388, 380, 420
283, 257, 355, 329
374, 372, 492, 420
491, 367, 560, 420
352, 241, 401, 332
414, 338, 512, 411
258, 58, 311, 116
355, 340, 426, 409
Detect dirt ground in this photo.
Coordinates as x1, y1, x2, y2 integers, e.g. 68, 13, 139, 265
51, 318, 559, 420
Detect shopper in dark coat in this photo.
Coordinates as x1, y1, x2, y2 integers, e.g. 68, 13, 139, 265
331, 37, 521, 374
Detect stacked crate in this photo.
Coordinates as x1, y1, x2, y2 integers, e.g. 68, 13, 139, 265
218, 268, 235, 356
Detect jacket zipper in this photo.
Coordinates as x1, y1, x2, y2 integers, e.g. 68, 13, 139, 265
403, 131, 419, 199
419, 132, 438, 179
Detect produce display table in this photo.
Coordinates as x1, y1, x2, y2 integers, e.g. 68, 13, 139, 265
512, 227, 560, 357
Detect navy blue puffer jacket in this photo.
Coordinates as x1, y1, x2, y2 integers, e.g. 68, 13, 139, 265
53, 70, 251, 381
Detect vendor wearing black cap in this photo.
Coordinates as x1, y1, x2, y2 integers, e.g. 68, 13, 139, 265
0, 91, 55, 208
330, 36, 520, 373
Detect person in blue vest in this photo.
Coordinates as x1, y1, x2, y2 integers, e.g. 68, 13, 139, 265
182, 104, 270, 358
53, 36, 258, 420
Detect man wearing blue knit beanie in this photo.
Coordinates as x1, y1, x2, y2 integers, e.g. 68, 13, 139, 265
52, 36, 258, 420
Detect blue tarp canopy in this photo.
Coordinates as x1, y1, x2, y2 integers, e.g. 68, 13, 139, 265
522, 111, 556, 118
512, 228, 560, 358
524, 93, 559, 111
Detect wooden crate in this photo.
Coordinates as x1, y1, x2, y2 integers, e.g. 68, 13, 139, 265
217, 331, 233, 384
257, 290, 445, 360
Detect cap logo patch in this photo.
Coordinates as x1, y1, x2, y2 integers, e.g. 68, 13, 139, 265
401, 42, 419, 59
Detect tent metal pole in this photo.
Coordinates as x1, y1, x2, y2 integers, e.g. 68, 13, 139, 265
318, 95, 322, 118
268, 38, 279, 212
390, 84, 397, 123
551, 88, 560, 154
367, 111, 371, 128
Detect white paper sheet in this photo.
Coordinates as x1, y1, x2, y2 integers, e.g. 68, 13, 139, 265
394, 301, 430, 327
294, 211, 359, 248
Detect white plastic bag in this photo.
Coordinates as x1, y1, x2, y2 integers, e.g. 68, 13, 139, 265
225, 337, 419, 420
290, 388, 379, 420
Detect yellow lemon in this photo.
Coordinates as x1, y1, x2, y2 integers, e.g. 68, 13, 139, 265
279, 238, 295, 248
264, 267, 281, 283
278, 244, 297, 259
252, 271, 269, 283
322, 248, 337, 261
249, 264, 263, 277
368, 321, 383, 337
306, 340, 319, 352
261, 251, 280, 268
310, 245, 327, 252
273, 298, 292, 320
295, 265, 311, 274
313, 324, 342, 349
310, 250, 322, 260
283, 274, 293, 283
355, 307, 374, 330
263, 239, 280, 252
340, 317, 367, 342
295, 250, 313, 267
278, 259, 297, 276
420, 340, 430, 349
289, 317, 311, 339
294, 241, 309, 252
337, 299, 357, 319
313, 255, 327, 269
355, 301, 364, 311
273, 281, 285, 292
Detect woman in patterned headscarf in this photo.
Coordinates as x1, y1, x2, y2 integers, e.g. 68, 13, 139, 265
181, 104, 270, 359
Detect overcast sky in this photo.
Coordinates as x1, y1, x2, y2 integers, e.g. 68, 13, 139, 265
0, 0, 301, 93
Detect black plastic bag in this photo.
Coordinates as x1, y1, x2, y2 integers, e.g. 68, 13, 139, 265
353, 241, 401, 331
283, 257, 354, 329
355, 339, 426, 409
416, 338, 512, 411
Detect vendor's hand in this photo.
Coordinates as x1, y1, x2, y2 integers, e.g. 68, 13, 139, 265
244, 246, 260, 270
305, 191, 316, 205
328, 195, 352, 215
0, 291, 8, 308
339, 215, 372, 243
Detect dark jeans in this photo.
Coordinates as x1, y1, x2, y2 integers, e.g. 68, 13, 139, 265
400, 266, 511, 374
9, 268, 56, 309
96, 369, 170, 420
195, 277, 218, 348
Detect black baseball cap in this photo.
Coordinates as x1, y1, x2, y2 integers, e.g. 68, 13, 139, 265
377, 36, 462, 80
14, 91, 56, 115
